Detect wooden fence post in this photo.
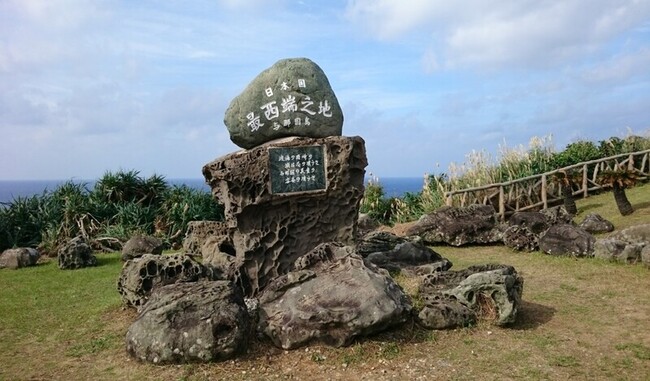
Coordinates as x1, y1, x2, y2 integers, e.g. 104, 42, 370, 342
582, 164, 588, 198
499, 185, 505, 220
541, 174, 548, 209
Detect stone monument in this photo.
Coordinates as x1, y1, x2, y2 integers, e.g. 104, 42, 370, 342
201, 57, 367, 296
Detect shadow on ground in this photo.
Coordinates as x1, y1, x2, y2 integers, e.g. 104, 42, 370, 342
511, 300, 556, 330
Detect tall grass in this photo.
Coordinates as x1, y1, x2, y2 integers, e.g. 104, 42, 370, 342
0, 171, 224, 253
364, 131, 650, 225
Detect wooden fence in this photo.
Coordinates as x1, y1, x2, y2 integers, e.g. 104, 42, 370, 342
444, 149, 650, 220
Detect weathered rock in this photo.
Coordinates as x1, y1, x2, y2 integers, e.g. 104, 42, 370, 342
593, 239, 643, 264
358, 231, 452, 274
578, 213, 614, 234
609, 224, 650, 244
418, 264, 523, 329
117, 254, 213, 310
503, 225, 539, 252
224, 58, 343, 149
417, 296, 477, 330
0, 247, 40, 269
357, 213, 380, 238
58, 236, 97, 269
642, 245, 650, 268
202, 135, 367, 296
200, 234, 237, 278
257, 243, 412, 349
405, 204, 503, 246
592, 224, 650, 265
182, 221, 227, 256
356, 231, 406, 256
539, 205, 574, 226
122, 235, 164, 261
539, 224, 595, 257
508, 212, 549, 234
126, 280, 250, 364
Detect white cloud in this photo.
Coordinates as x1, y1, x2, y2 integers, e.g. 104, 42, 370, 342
345, 0, 650, 70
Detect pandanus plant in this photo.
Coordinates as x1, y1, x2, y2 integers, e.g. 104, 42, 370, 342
551, 170, 580, 215
597, 168, 639, 216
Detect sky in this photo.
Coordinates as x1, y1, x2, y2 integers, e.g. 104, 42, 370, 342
1, 0, 650, 180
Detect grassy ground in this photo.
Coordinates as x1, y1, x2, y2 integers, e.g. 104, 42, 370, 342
0, 184, 649, 381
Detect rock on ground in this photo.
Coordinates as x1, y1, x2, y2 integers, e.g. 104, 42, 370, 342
122, 234, 164, 261
539, 224, 595, 257
405, 205, 503, 246
503, 225, 539, 252
117, 254, 213, 310
578, 213, 615, 234
257, 242, 412, 349
358, 231, 452, 274
182, 221, 227, 256
418, 264, 523, 329
0, 247, 40, 269
593, 223, 650, 265
58, 236, 97, 269
126, 280, 250, 364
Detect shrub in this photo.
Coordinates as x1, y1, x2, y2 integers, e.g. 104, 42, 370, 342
0, 170, 224, 252
157, 185, 224, 246
360, 176, 393, 224
550, 140, 601, 169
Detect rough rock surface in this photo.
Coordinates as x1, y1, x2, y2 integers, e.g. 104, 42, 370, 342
405, 205, 503, 246
539, 206, 574, 226
257, 243, 412, 349
503, 225, 539, 252
539, 224, 595, 257
503, 211, 551, 251
642, 245, 650, 268
508, 212, 550, 234
224, 58, 343, 149
578, 213, 614, 234
593, 239, 644, 264
126, 280, 250, 364
356, 213, 380, 238
122, 235, 164, 261
609, 224, 650, 244
418, 264, 523, 329
0, 248, 40, 269
358, 231, 452, 274
593, 224, 650, 265
202, 135, 367, 296
117, 254, 213, 310
182, 221, 227, 256
58, 236, 97, 269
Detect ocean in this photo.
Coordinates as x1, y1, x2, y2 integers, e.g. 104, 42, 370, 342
0, 177, 424, 204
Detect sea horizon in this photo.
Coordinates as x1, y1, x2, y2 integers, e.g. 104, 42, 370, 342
0, 176, 425, 204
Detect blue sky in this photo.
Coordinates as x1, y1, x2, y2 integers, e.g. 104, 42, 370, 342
1, 0, 649, 180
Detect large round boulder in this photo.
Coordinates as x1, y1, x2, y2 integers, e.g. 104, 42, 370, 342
224, 58, 343, 149
0, 248, 40, 269
126, 280, 250, 364
258, 243, 412, 349
539, 224, 595, 257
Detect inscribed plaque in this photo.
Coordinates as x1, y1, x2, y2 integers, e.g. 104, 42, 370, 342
269, 145, 326, 194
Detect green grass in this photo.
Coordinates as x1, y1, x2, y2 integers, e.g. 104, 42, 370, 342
0, 184, 649, 380
0, 254, 125, 379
